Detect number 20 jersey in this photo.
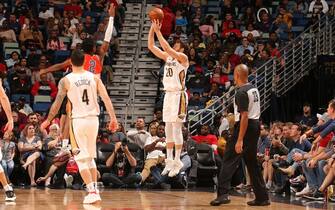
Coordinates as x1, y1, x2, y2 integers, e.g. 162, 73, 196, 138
163, 56, 188, 92
66, 71, 100, 119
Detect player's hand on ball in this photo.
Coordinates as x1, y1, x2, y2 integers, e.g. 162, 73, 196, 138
109, 120, 118, 132
108, 3, 115, 17
151, 19, 162, 33
235, 140, 243, 154
41, 120, 50, 130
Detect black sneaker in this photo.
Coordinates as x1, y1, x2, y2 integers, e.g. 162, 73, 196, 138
5, 191, 16, 202
303, 189, 325, 201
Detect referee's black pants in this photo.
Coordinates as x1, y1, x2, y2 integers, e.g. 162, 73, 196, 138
217, 119, 269, 201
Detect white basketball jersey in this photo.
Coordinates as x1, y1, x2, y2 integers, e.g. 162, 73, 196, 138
163, 56, 188, 91
66, 71, 100, 118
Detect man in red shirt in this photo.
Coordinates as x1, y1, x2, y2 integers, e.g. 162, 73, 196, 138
192, 124, 218, 154
161, 6, 175, 38
64, 0, 83, 18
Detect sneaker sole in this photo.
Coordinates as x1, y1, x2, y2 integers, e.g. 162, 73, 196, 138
303, 195, 325, 201
5, 197, 16, 202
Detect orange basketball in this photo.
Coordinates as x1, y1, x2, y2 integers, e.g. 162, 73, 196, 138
148, 7, 164, 22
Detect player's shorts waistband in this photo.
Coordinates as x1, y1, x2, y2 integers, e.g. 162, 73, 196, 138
71, 115, 99, 120
164, 90, 186, 93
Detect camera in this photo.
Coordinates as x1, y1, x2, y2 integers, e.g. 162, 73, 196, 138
121, 137, 128, 147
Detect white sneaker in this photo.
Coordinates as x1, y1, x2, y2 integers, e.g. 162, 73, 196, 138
296, 185, 310, 197
83, 193, 101, 204
161, 159, 174, 175
65, 175, 73, 188
168, 160, 183, 177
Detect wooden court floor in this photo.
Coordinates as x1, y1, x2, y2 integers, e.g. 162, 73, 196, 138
0, 189, 325, 210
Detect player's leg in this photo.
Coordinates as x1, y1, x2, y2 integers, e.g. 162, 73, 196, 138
162, 122, 174, 175
0, 152, 15, 201
168, 122, 184, 177
86, 117, 99, 193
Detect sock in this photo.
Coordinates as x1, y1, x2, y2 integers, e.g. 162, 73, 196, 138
166, 148, 173, 160
87, 182, 95, 193
94, 182, 99, 192
174, 148, 182, 161
4, 184, 12, 192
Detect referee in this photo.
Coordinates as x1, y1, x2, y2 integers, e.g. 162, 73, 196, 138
210, 64, 270, 206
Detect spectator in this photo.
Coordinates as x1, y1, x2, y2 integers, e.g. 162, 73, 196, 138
9, 64, 31, 95
64, 0, 83, 18
18, 123, 43, 187
127, 117, 150, 149
220, 2, 235, 20
222, 32, 239, 55
94, 23, 107, 42
241, 7, 256, 25
60, 17, 72, 38
46, 30, 67, 52
5, 51, 20, 69
207, 33, 221, 58
270, 14, 290, 41
188, 47, 200, 66
71, 30, 87, 50
256, 12, 272, 33
19, 18, 36, 44
234, 37, 254, 57
14, 58, 31, 76
294, 0, 309, 14
210, 65, 229, 89
204, 82, 223, 99
199, 15, 214, 38
8, 13, 20, 35
153, 109, 163, 123
242, 23, 260, 38
23, 29, 45, 55
24, 112, 47, 140
101, 141, 141, 188
187, 67, 209, 92
31, 62, 55, 84
38, 4, 54, 20
175, 8, 188, 30
84, 15, 96, 35
109, 122, 127, 143
161, 6, 176, 38
17, 96, 33, 116
31, 73, 58, 100
278, 6, 293, 30
192, 124, 218, 155
140, 124, 169, 188
188, 92, 206, 109
0, 20, 17, 42
221, 21, 241, 39
309, 0, 329, 17
37, 124, 69, 188
295, 103, 318, 127
0, 131, 15, 180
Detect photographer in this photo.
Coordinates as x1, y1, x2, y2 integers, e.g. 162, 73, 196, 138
101, 140, 141, 188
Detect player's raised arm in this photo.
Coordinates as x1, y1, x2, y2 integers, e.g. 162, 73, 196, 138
95, 76, 118, 132
152, 20, 188, 66
40, 59, 71, 75
148, 23, 168, 61
0, 80, 13, 132
98, 4, 115, 62
41, 78, 69, 129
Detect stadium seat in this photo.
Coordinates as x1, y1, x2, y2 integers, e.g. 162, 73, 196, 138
11, 94, 30, 103
3, 42, 19, 50
34, 95, 51, 103
195, 143, 218, 190
96, 142, 115, 175
33, 102, 51, 112
52, 50, 71, 64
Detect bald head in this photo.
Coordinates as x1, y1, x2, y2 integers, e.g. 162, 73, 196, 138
234, 64, 249, 86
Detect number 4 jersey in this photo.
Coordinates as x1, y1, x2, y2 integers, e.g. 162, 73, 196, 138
163, 56, 188, 91
66, 71, 100, 118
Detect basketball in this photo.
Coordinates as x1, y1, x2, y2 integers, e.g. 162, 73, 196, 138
148, 7, 164, 22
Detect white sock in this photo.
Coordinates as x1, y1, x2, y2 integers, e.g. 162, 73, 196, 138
87, 182, 95, 193
174, 147, 182, 161
166, 148, 173, 160
4, 184, 12, 192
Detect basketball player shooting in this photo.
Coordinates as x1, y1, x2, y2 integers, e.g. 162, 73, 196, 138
41, 50, 118, 204
0, 80, 16, 201
148, 19, 189, 177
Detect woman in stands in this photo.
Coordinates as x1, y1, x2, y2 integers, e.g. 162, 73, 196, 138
18, 123, 43, 187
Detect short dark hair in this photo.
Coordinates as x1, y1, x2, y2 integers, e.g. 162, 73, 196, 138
71, 50, 85, 67
292, 123, 302, 132
81, 37, 95, 54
